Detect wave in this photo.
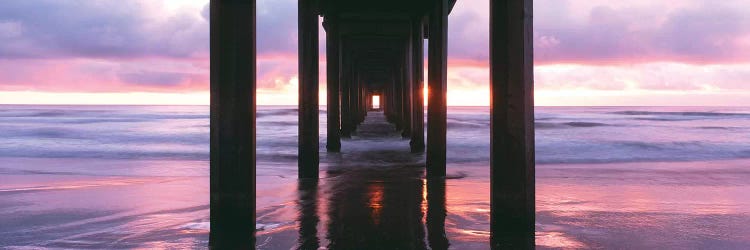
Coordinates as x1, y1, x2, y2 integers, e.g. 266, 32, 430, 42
447, 119, 487, 129
36, 129, 89, 139
255, 108, 327, 117
0, 110, 99, 118
536, 140, 750, 164
612, 111, 750, 117
565, 122, 609, 127
3, 105, 750, 167
3, 127, 209, 145
634, 117, 689, 121
0, 109, 207, 120
536, 155, 750, 164
256, 108, 297, 118
257, 121, 298, 126
0, 149, 209, 161
698, 126, 732, 130
536, 122, 610, 129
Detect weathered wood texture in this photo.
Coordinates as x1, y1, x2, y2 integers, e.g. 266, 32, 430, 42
341, 45, 353, 138
426, 0, 448, 177
410, 17, 426, 153
490, 0, 536, 248
209, 0, 256, 248
393, 67, 404, 129
401, 43, 413, 138
299, 0, 319, 178
325, 18, 341, 152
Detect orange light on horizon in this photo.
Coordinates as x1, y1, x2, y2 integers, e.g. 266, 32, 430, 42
372, 95, 380, 109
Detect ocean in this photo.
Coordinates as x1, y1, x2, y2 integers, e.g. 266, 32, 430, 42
1, 105, 749, 249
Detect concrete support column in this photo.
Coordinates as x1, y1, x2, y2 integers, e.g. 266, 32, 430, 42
426, 0, 448, 176
209, 0, 256, 247
393, 64, 400, 128
386, 79, 393, 118
369, 91, 374, 111
365, 86, 368, 114
490, 0, 535, 248
350, 72, 357, 128
298, 0, 319, 178
359, 83, 364, 121
394, 66, 404, 129
382, 86, 388, 114
341, 47, 352, 138
356, 74, 364, 125
390, 77, 395, 120
401, 44, 413, 138
361, 84, 367, 119
324, 18, 340, 152
351, 70, 360, 129
393, 71, 399, 125
410, 17, 426, 152
383, 82, 388, 115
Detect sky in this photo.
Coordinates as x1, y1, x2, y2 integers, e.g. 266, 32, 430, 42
0, 0, 749, 106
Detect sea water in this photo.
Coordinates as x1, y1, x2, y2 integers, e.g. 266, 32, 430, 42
1, 105, 749, 249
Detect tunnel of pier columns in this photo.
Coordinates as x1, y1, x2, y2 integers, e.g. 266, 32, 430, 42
209, 0, 534, 248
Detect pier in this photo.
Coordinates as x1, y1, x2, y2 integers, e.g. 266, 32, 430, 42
210, 0, 534, 248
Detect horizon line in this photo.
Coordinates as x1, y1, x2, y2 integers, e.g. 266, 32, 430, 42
2, 104, 750, 108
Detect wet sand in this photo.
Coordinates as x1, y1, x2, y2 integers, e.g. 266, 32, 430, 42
2, 108, 750, 249
0, 158, 209, 248
252, 112, 750, 249
536, 160, 750, 249
3, 159, 750, 249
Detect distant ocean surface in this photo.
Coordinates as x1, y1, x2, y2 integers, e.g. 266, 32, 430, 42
4, 105, 750, 164
1, 105, 749, 249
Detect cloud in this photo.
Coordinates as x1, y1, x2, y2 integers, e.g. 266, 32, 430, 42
449, 0, 750, 65
257, 0, 299, 55
257, 55, 299, 89
0, 0, 209, 59
447, 0, 489, 62
535, 63, 750, 91
533, 0, 750, 64
1, 0, 749, 103
3, 0, 749, 65
0, 58, 208, 92
118, 71, 185, 86
201, 3, 210, 21
0, 0, 308, 92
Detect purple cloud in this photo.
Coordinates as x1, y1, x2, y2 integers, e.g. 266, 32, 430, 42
532, 1, 750, 64
118, 71, 186, 86
0, 0, 209, 59
449, 0, 750, 65
1, 0, 749, 97
0, 0, 312, 57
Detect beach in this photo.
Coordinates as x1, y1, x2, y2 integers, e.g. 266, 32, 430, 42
1, 105, 749, 249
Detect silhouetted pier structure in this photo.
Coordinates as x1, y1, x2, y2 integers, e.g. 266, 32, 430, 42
210, 0, 534, 248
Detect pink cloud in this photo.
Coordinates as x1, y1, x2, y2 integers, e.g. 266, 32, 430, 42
450, 0, 750, 65
1, 0, 749, 105
0, 58, 207, 92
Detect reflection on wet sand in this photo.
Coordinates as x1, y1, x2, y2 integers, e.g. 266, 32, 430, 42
297, 179, 319, 249
9, 107, 750, 249
237, 111, 531, 249
426, 178, 449, 249
323, 165, 435, 249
